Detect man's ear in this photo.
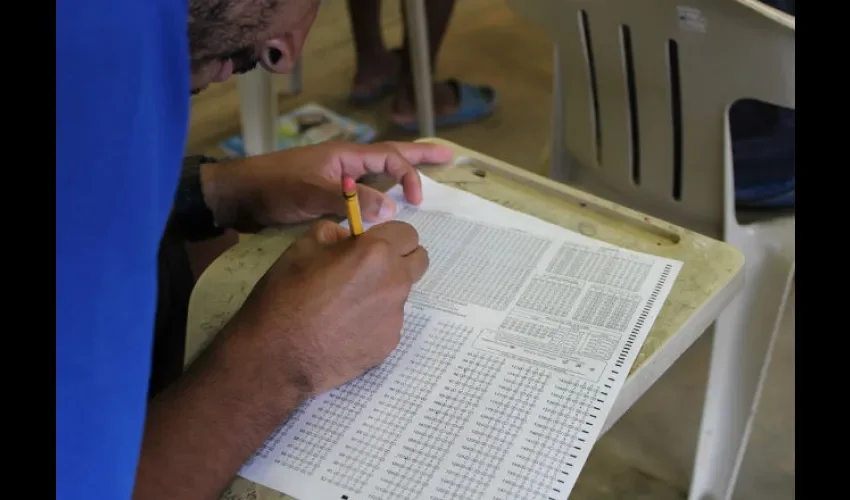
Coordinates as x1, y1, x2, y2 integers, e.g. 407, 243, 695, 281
261, 36, 297, 73
261, 2, 319, 74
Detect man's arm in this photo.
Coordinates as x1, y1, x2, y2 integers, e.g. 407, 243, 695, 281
139, 155, 304, 499
133, 319, 309, 500
134, 207, 430, 499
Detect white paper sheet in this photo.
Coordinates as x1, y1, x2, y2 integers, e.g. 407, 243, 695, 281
238, 174, 683, 500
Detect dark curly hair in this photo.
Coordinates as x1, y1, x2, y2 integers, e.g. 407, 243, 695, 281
187, 0, 284, 71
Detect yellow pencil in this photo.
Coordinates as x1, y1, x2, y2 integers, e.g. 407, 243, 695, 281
342, 176, 364, 236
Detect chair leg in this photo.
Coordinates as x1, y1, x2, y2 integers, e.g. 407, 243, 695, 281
404, 0, 436, 138
688, 242, 795, 500
236, 71, 278, 156
289, 59, 303, 95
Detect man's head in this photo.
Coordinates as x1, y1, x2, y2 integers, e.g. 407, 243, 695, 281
188, 0, 320, 93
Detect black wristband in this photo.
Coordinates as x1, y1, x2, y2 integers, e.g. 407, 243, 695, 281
172, 155, 226, 242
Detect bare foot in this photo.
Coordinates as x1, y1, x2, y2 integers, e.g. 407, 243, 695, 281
350, 49, 401, 99
390, 81, 459, 123
389, 79, 498, 130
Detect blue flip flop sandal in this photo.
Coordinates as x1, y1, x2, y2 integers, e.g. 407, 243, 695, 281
393, 79, 497, 133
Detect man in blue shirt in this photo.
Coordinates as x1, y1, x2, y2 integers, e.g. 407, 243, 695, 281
57, 0, 450, 498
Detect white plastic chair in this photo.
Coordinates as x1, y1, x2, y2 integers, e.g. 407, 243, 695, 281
235, 0, 436, 157
505, 1, 795, 499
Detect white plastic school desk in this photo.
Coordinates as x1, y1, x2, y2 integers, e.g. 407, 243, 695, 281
184, 138, 745, 500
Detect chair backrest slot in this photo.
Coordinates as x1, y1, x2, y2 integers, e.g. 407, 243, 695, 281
579, 9, 602, 167
622, 24, 641, 186
668, 39, 683, 201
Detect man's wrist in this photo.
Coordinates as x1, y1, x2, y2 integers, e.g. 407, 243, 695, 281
172, 155, 227, 241
198, 161, 229, 226
197, 157, 256, 233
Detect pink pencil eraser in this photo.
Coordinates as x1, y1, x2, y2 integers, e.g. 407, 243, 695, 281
342, 176, 356, 193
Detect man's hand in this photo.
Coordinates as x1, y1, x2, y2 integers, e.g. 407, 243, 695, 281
201, 141, 453, 232
133, 220, 428, 500
237, 219, 428, 394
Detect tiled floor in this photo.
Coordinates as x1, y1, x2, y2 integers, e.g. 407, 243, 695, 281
186, 1, 795, 498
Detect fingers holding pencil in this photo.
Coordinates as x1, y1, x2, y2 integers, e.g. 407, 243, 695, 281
342, 175, 364, 236
339, 175, 429, 282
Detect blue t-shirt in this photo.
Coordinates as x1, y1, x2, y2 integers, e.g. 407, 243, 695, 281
57, 0, 189, 498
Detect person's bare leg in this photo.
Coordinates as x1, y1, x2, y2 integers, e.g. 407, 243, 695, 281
347, 0, 400, 98
393, 0, 458, 120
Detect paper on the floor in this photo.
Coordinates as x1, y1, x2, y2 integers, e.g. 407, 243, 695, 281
239, 173, 683, 500
218, 102, 376, 158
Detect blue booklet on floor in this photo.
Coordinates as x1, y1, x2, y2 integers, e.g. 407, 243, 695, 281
219, 102, 377, 157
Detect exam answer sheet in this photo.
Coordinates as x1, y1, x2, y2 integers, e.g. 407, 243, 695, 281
239, 173, 683, 500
